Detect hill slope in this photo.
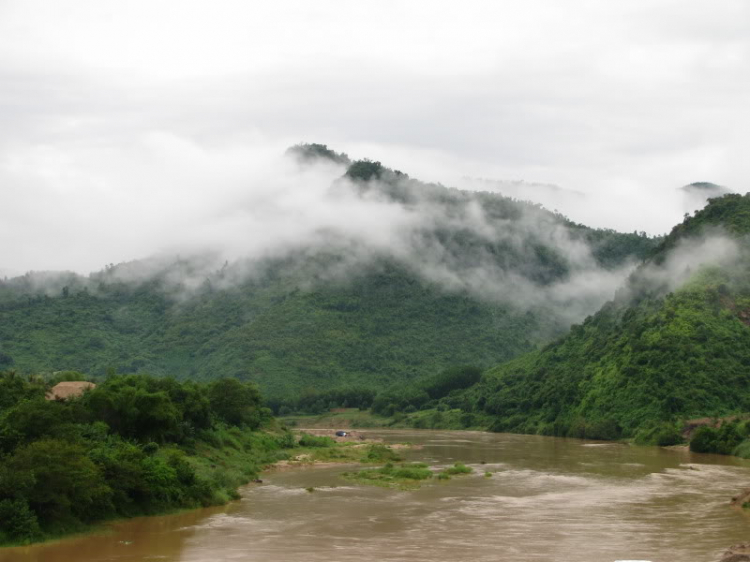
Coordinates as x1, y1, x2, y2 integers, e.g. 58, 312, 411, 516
0, 147, 657, 400
465, 193, 750, 439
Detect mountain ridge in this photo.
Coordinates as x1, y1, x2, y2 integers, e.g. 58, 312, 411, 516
0, 146, 658, 399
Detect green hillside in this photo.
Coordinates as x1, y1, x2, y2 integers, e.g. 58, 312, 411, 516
459, 193, 750, 440
0, 147, 657, 401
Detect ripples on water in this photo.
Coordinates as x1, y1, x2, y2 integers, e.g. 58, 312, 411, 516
3, 430, 750, 562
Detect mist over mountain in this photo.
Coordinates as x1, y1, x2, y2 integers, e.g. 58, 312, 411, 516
0, 145, 659, 398
450, 193, 750, 440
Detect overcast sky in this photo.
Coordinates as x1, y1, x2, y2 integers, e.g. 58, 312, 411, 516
1, 0, 748, 275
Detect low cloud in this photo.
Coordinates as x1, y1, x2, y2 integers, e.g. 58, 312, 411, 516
616, 231, 743, 305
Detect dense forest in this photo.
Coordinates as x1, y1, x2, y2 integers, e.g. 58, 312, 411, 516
0, 371, 293, 545
0, 146, 658, 401
363, 194, 750, 445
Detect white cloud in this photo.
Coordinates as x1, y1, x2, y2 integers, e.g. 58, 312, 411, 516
0, 0, 748, 273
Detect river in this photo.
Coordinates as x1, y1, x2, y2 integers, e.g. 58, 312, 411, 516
3, 430, 750, 562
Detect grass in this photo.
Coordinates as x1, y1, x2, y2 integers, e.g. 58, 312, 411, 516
298, 433, 337, 447
442, 462, 473, 476
186, 426, 291, 504
342, 461, 476, 489
279, 442, 405, 467
342, 462, 434, 489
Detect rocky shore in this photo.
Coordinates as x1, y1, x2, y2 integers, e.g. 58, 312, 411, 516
718, 544, 750, 562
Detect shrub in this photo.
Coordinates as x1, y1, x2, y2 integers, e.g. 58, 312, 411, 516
634, 421, 684, 446
361, 444, 401, 463
443, 462, 472, 475
391, 463, 433, 480
298, 433, 335, 448
0, 499, 40, 543
275, 431, 297, 449
690, 422, 745, 455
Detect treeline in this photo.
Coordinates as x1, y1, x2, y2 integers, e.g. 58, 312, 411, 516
269, 386, 376, 415
370, 366, 482, 416
0, 372, 278, 545
270, 366, 482, 419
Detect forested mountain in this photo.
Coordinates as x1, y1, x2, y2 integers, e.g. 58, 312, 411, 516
457, 193, 750, 440
0, 145, 657, 400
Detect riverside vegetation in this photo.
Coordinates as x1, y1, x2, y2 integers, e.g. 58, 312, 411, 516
342, 461, 474, 490
0, 371, 278, 545
0, 368, 419, 547
0, 371, 405, 546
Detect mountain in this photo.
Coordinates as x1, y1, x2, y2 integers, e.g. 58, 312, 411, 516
681, 181, 730, 216
0, 145, 658, 400
462, 193, 750, 440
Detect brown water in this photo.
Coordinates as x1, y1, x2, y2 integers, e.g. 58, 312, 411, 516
3, 430, 750, 562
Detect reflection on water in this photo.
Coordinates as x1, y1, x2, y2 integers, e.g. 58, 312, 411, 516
3, 430, 750, 562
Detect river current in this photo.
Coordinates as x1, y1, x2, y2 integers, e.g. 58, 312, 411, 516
3, 430, 750, 562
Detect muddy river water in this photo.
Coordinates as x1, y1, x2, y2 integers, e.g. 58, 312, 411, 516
3, 430, 750, 562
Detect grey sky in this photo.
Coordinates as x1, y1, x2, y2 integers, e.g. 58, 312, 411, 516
1, 0, 748, 275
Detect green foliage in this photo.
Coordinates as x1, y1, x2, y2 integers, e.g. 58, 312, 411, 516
633, 421, 684, 446
274, 430, 297, 449
343, 462, 433, 488
732, 438, 750, 459
371, 365, 482, 416
208, 378, 264, 428
689, 422, 748, 454
360, 444, 402, 463
0, 372, 278, 545
297, 433, 335, 448
0, 498, 41, 544
271, 386, 376, 415
450, 194, 750, 440
442, 462, 473, 475
7, 439, 111, 527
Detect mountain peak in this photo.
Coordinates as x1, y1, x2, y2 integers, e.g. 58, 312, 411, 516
285, 143, 351, 166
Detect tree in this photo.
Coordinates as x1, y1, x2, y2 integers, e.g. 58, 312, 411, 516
8, 439, 112, 525
208, 378, 263, 428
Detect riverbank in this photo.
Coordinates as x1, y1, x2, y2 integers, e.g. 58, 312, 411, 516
0, 427, 411, 549
5, 429, 747, 562
280, 407, 491, 431
282, 408, 750, 459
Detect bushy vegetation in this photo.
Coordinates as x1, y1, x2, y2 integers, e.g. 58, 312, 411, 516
360, 444, 403, 463
271, 387, 376, 416
633, 421, 684, 447
343, 460, 474, 488
0, 371, 278, 546
441, 462, 473, 476
371, 366, 482, 416
689, 421, 750, 455
342, 462, 434, 489
297, 433, 336, 448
